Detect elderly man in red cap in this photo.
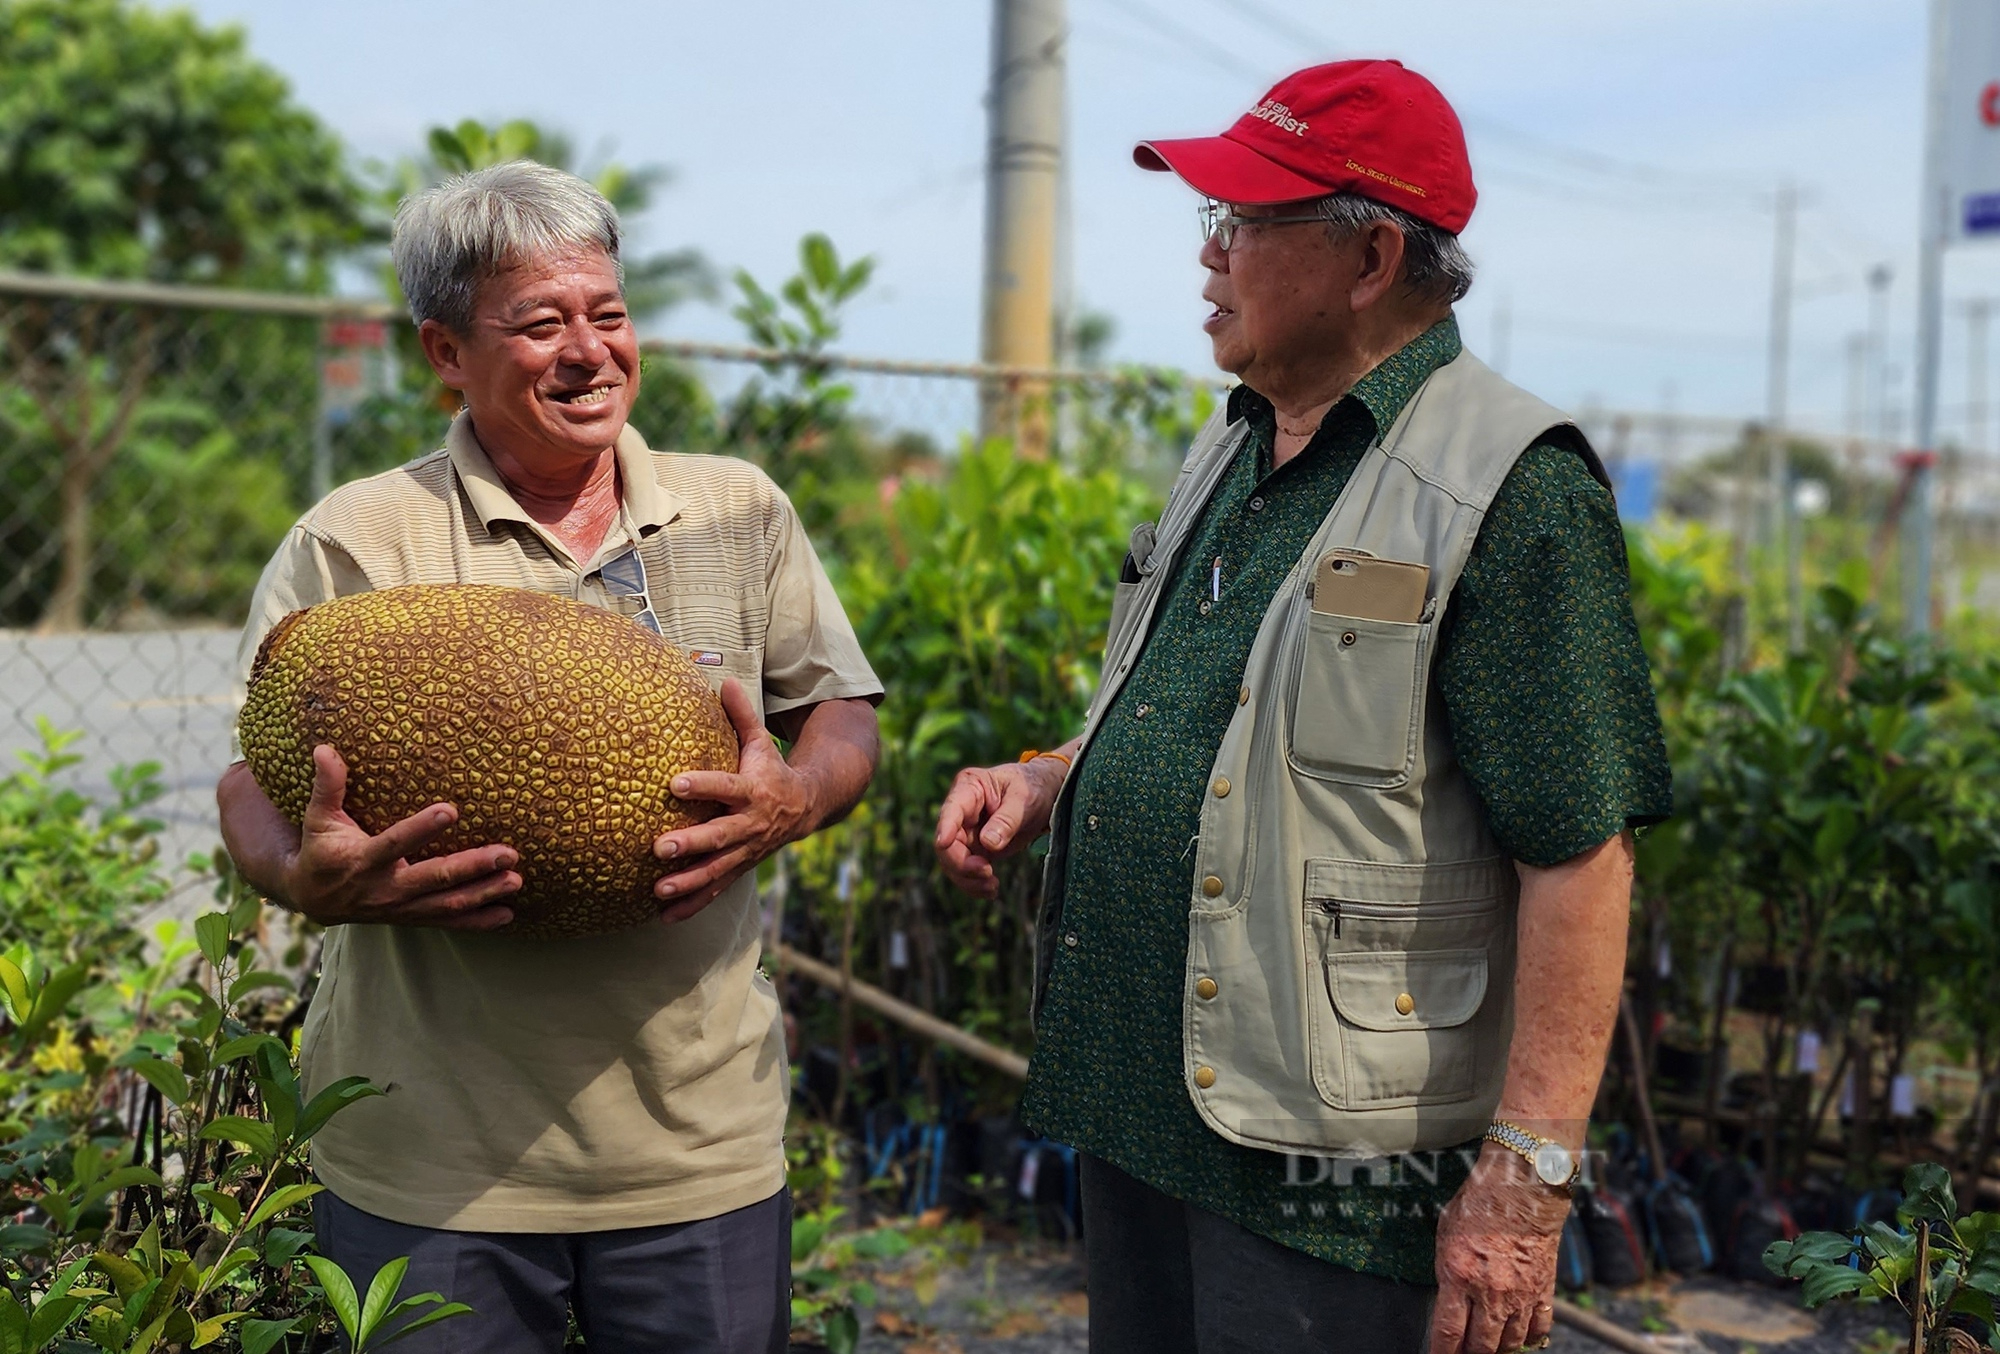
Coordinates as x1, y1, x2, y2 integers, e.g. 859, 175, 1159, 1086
936, 60, 1670, 1354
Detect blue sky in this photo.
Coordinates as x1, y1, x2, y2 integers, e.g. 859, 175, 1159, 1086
182, 0, 2000, 439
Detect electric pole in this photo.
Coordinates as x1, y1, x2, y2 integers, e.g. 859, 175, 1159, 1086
1767, 182, 1799, 644
979, 0, 1066, 456
1907, 0, 1951, 635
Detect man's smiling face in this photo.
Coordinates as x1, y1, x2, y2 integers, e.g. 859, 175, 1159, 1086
423, 246, 640, 468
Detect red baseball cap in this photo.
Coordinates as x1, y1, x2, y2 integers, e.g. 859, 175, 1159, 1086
1134, 60, 1476, 234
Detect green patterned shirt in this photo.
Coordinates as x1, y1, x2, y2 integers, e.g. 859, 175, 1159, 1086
1020, 316, 1672, 1284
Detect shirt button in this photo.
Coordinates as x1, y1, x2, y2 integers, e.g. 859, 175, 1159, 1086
1086, 814, 1100, 830
1194, 1065, 1218, 1089
1395, 992, 1415, 1016
1065, 932, 1079, 948
1197, 599, 1212, 616
1249, 496, 1265, 512
1238, 685, 1250, 706
1201, 875, 1224, 898
1195, 977, 1219, 1000
1211, 776, 1231, 798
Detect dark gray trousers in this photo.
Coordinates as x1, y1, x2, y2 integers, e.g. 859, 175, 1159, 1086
1081, 1155, 1433, 1354
312, 1187, 790, 1354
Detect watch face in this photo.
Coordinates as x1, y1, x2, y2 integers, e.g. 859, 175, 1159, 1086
1533, 1142, 1575, 1187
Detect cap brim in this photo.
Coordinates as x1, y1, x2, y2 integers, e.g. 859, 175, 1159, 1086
1134, 135, 1329, 204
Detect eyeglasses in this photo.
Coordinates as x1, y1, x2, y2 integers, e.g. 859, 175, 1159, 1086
1200, 199, 1325, 252
599, 544, 662, 635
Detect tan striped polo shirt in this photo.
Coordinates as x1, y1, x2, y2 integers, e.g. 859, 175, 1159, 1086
237, 411, 881, 1232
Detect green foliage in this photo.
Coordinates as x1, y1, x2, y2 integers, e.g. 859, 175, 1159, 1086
787, 438, 1155, 1091
0, 0, 364, 285
1766, 1164, 2000, 1351
0, 722, 163, 967
0, 749, 457, 1352
782, 1118, 977, 1352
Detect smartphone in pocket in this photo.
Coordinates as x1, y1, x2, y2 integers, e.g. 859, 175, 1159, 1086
1310, 551, 1430, 623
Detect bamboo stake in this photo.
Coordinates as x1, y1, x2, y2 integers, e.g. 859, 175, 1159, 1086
772, 942, 1030, 1080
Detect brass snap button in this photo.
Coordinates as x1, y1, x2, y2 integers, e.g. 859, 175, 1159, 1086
1198, 599, 1212, 616
1086, 814, 1100, 830
1211, 776, 1231, 798
1201, 875, 1224, 898
1395, 992, 1415, 1016
1237, 685, 1250, 706
1065, 933, 1079, 948
1194, 1065, 1217, 1089
1195, 977, 1219, 1000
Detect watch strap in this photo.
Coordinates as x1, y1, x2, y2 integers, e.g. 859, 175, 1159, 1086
1484, 1120, 1578, 1188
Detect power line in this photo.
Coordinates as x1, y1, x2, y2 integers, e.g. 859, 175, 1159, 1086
1198, 0, 1770, 206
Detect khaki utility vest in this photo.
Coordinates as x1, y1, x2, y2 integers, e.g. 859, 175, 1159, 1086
1034, 352, 1607, 1159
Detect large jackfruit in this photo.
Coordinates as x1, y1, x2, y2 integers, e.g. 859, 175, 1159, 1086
238, 584, 739, 937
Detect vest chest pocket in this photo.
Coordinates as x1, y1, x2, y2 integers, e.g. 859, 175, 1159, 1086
1288, 608, 1433, 785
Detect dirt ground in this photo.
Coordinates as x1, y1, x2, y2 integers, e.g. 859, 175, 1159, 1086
851, 1240, 1907, 1354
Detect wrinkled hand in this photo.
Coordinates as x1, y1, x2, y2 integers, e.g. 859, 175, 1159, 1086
281, 745, 521, 929
1429, 1145, 1568, 1354
651, 679, 815, 922
933, 759, 1065, 899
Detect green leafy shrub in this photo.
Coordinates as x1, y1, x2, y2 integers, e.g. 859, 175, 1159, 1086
0, 743, 463, 1353
0, 722, 164, 967
1766, 1163, 2000, 1351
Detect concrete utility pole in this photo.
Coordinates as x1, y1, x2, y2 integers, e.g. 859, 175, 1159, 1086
1767, 181, 1799, 644
1907, 0, 1952, 635
979, 0, 1066, 456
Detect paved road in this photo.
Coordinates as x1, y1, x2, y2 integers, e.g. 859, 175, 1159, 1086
1, 627, 243, 926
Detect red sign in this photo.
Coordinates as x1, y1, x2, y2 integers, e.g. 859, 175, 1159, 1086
324, 319, 387, 349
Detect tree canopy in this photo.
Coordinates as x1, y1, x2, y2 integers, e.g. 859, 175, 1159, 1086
0, 0, 365, 286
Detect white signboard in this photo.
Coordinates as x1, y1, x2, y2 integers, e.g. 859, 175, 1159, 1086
1943, 0, 2000, 238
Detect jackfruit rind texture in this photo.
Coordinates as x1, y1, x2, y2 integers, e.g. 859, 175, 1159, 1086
238, 584, 740, 938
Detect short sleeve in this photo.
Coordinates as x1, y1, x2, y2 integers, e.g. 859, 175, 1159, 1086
1436, 443, 1673, 867
759, 493, 883, 715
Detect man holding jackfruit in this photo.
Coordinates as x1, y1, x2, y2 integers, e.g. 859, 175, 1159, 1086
935, 61, 1670, 1354
217, 162, 882, 1353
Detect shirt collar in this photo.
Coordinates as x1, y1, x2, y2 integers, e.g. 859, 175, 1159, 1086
445, 410, 682, 533
1227, 313, 1464, 440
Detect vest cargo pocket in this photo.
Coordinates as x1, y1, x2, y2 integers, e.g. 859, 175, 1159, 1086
1288, 610, 1430, 785
1301, 858, 1508, 1112
1308, 946, 1488, 1109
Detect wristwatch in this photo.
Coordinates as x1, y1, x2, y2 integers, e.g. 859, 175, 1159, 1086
1484, 1120, 1580, 1191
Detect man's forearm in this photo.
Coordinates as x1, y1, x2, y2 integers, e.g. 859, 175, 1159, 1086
785, 698, 881, 836
1494, 832, 1634, 1148
216, 760, 298, 904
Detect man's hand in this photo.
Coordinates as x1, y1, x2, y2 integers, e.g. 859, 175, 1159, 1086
651, 679, 818, 922
217, 746, 521, 929
933, 755, 1068, 899
1429, 1144, 1567, 1354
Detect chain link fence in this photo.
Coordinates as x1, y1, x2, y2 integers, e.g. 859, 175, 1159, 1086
2, 269, 1915, 910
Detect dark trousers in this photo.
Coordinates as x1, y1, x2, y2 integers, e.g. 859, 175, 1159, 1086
312, 1187, 790, 1354
1081, 1155, 1432, 1354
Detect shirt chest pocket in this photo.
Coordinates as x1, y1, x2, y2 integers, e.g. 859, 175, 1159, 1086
681, 645, 764, 722
1287, 604, 1436, 786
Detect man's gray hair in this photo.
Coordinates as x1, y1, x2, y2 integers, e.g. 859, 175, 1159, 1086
391, 160, 624, 331
1315, 193, 1474, 305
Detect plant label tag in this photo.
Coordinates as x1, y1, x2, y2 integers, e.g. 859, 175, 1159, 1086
1019, 1146, 1042, 1200
1890, 1074, 1917, 1118
889, 930, 910, 969
1796, 1030, 1821, 1073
